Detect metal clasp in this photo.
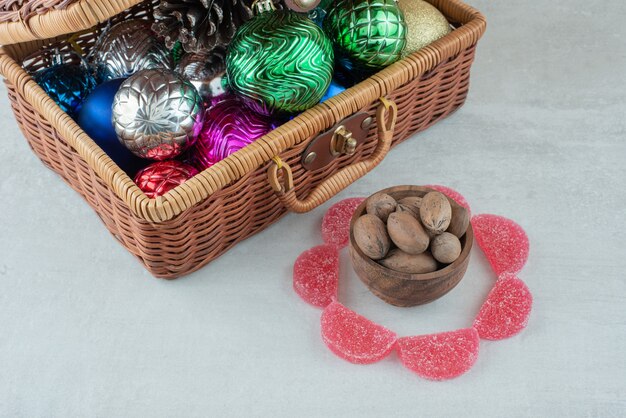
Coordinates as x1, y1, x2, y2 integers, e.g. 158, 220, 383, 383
330, 125, 357, 157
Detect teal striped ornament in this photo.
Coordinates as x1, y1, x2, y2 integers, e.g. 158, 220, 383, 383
226, 10, 334, 116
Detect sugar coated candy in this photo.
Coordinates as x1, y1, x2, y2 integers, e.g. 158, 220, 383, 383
293, 245, 340, 308
471, 214, 529, 276
396, 328, 480, 380
322, 198, 366, 248
321, 301, 397, 364
474, 275, 533, 340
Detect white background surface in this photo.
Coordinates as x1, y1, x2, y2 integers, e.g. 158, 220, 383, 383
1, 0, 625, 416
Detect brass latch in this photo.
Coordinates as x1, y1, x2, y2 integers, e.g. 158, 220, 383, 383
330, 125, 357, 157
301, 112, 372, 171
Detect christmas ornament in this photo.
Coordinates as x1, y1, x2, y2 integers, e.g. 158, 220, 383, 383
293, 187, 534, 380
284, 0, 320, 12
112, 69, 204, 160
134, 160, 199, 198
176, 48, 227, 103
318, 0, 332, 9
153, 0, 254, 54
321, 80, 346, 102
92, 20, 173, 82
307, 7, 327, 27
171, 41, 185, 65
324, 0, 407, 79
189, 96, 273, 170
226, 1, 334, 115
398, 0, 451, 57
76, 78, 144, 175
33, 61, 96, 117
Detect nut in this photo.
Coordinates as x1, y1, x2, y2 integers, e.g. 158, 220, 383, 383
387, 212, 430, 255
366, 192, 397, 222
396, 196, 422, 218
447, 205, 470, 238
379, 249, 438, 274
420, 192, 452, 235
353, 214, 391, 260
431, 232, 462, 264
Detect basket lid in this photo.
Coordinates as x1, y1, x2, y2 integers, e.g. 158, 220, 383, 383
0, 0, 145, 46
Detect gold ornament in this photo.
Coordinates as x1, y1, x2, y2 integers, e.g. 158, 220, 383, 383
398, 0, 451, 57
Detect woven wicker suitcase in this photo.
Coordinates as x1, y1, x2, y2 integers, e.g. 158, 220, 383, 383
0, 0, 486, 278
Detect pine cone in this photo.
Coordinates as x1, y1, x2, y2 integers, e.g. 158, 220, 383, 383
177, 47, 227, 81
153, 0, 254, 54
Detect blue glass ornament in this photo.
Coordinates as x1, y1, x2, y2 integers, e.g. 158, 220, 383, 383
34, 63, 96, 117
321, 80, 346, 102
77, 78, 144, 175
308, 7, 327, 27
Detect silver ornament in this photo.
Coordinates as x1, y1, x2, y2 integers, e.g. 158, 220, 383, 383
284, 0, 321, 12
92, 20, 173, 82
112, 69, 204, 160
176, 50, 227, 102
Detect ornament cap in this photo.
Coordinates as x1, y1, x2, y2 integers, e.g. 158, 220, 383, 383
252, 0, 277, 14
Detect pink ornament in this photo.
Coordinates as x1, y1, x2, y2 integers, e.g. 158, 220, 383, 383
396, 328, 480, 380
474, 274, 533, 340
189, 96, 273, 170
134, 160, 199, 198
293, 245, 340, 308
321, 301, 397, 364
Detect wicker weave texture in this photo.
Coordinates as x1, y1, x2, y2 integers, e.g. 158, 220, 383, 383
0, 0, 144, 45
0, 0, 486, 278
0, 0, 77, 23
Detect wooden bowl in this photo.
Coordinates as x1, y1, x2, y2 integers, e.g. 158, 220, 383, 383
349, 185, 473, 307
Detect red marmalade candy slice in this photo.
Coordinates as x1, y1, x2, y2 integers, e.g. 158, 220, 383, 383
322, 198, 366, 249
474, 275, 533, 340
293, 245, 340, 308
396, 328, 480, 380
471, 214, 530, 276
321, 301, 397, 364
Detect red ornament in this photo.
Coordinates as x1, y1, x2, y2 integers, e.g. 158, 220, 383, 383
134, 160, 199, 198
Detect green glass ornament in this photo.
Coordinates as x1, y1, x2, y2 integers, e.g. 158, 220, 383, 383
318, 0, 333, 10
171, 41, 184, 65
324, 0, 407, 79
226, 4, 334, 115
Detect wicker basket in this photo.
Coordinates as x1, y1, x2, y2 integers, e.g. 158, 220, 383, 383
0, 0, 486, 278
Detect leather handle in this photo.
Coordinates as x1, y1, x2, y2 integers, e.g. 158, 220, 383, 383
268, 97, 397, 214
